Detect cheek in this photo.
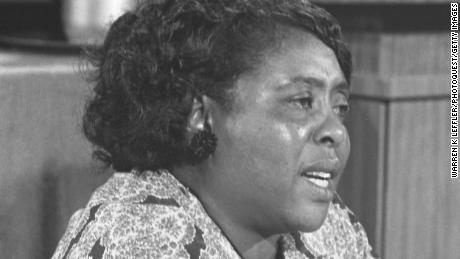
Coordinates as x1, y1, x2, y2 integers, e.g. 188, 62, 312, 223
340, 131, 351, 162
222, 115, 298, 175
232, 119, 294, 157
273, 123, 294, 142
333, 131, 351, 185
296, 126, 309, 139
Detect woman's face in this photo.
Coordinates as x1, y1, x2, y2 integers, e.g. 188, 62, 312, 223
207, 31, 351, 234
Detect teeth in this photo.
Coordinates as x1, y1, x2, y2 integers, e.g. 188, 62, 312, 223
306, 178, 329, 188
304, 171, 332, 179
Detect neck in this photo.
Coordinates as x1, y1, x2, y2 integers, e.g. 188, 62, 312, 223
172, 165, 281, 259
200, 191, 281, 259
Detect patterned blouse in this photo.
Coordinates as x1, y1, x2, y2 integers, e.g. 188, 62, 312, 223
52, 169, 378, 259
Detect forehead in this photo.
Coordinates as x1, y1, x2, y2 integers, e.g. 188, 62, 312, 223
261, 30, 343, 82
233, 29, 347, 100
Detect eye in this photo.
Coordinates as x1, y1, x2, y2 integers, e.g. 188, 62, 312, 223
333, 103, 351, 120
291, 96, 313, 110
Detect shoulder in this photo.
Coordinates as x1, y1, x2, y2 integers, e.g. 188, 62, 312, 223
52, 173, 198, 259
53, 199, 196, 258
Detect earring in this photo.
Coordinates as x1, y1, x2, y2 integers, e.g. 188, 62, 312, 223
188, 123, 217, 162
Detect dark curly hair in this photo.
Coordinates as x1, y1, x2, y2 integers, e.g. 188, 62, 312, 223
83, 0, 352, 172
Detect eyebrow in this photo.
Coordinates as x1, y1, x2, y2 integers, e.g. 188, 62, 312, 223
277, 76, 350, 93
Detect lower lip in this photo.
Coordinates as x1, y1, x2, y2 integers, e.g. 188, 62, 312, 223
301, 177, 334, 202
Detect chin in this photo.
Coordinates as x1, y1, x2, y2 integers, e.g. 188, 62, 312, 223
290, 202, 330, 233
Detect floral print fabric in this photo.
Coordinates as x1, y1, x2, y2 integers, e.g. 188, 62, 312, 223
52, 170, 378, 259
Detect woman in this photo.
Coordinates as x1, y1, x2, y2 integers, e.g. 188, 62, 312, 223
53, 0, 378, 258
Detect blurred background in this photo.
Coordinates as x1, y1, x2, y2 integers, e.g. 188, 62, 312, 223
0, 0, 456, 258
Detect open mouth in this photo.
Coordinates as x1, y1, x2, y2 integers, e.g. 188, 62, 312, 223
301, 171, 332, 189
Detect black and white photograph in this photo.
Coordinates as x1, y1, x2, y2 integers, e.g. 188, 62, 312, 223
0, 0, 456, 258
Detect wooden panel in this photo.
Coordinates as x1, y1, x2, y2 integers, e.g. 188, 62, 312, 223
346, 32, 449, 98
385, 99, 458, 259
345, 32, 450, 76
346, 33, 381, 74
352, 74, 449, 99
338, 98, 387, 255
0, 66, 110, 259
340, 16, 455, 258
315, 0, 451, 3
0, 0, 51, 3
378, 33, 449, 76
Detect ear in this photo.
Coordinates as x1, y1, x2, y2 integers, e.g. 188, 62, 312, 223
187, 95, 215, 133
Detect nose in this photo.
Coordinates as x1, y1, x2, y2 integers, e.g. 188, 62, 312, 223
313, 114, 347, 148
